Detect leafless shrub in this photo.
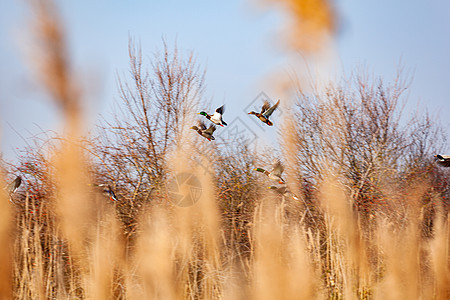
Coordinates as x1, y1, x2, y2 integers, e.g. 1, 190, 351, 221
87, 39, 206, 240
292, 72, 447, 219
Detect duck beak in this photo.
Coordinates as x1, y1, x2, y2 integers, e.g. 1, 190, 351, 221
278, 181, 284, 184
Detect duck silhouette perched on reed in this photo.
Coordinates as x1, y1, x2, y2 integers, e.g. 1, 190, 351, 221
435, 154, 450, 167
6, 175, 21, 203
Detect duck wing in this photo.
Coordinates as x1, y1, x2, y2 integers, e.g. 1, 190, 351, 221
211, 105, 224, 122
7, 176, 21, 194
198, 121, 207, 131
204, 124, 216, 135
262, 99, 280, 118
276, 186, 288, 194
271, 160, 284, 177
215, 105, 224, 115
260, 101, 270, 115
107, 185, 118, 201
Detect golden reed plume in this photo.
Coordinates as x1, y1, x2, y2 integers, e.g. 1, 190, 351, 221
260, 0, 336, 53
28, 0, 81, 127
259, 0, 337, 210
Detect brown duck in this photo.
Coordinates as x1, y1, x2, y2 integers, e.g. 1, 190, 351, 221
248, 99, 280, 126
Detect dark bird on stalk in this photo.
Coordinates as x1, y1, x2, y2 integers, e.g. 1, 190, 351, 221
5, 176, 21, 203
191, 121, 216, 141
435, 154, 450, 167
248, 99, 280, 126
254, 160, 285, 184
198, 105, 227, 127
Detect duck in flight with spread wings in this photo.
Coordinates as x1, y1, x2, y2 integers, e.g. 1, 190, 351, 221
248, 99, 280, 126
254, 160, 285, 184
198, 105, 227, 127
267, 185, 298, 200
191, 121, 217, 141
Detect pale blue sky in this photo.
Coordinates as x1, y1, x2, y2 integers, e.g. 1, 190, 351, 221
1, 0, 449, 160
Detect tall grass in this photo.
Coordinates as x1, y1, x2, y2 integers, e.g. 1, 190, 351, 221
2, 0, 449, 299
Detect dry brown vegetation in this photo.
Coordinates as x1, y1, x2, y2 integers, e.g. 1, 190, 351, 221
2, 0, 449, 299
